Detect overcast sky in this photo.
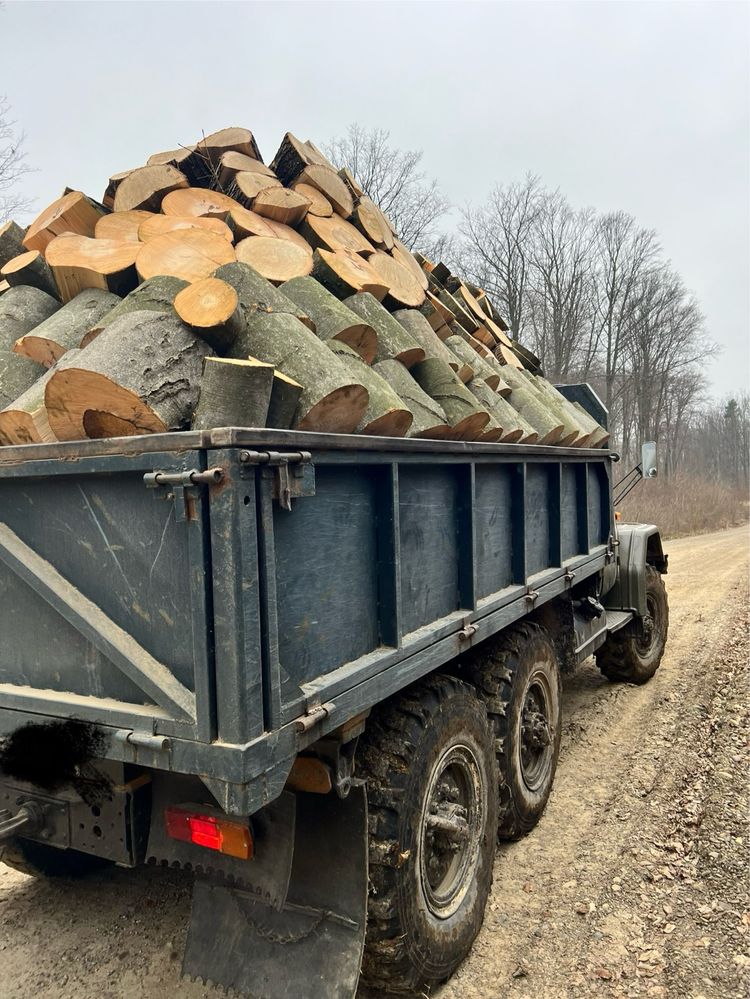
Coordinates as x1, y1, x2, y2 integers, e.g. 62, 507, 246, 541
3, 1, 748, 398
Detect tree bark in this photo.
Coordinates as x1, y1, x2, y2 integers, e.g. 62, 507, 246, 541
252, 186, 311, 227
500, 367, 584, 446
23, 191, 105, 253
410, 358, 491, 440
343, 292, 425, 368
192, 356, 274, 430
365, 251, 426, 309
218, 151, 278, 188
1, 250, 59, 299
445, 334, 504, 389
102, 170, 135, 211
498, 373, 564, 445
235, 236, 313, 284
437, 289, 479, 334
83, 275, 188, 345
0, 221, 26, 269
226, 311, 368, 433
0, 286, 61, 407
94, 210, 154, 243
393, 308, 463, 373
570, 401, 609, 448
45, 311, 214, 440
518, 371, 590, 446
174, 277, 244, 352
266, 366, 303, 429
224, 171, 282, 209
13, 289, 120, 366
329, 341, 412, 437
311, 249, 388, 300
0, 349, 82, 445
467, 377, 536, 444
281, 276, 376, 362
215, 261, 314, 332
46, 234, 140, 302
270, 132, 329, 184
135, 229, 236, 284
373, 359, 451, 439
113, 165, 189, 213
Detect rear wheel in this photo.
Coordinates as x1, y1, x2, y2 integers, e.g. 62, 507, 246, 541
359, 674, 498, 995
596, 565, 669, 683
0, 838, 111, 879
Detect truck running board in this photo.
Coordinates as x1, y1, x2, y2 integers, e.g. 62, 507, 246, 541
183, 786, 368, 998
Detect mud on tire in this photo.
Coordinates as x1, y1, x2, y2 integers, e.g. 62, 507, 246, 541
464, 622, 562, 841
358, 674, 498, 995
596, 564, 669, 684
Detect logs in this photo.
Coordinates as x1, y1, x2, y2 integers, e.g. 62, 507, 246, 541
343, 292, 424, 368
13, 289, 120, 366
235, 236, 313, 284
0, 221, 26, 268
227, 206, 276, 240
281, 276, 376, 362
219, 151, 278, 187
215, 261, 315, 332
192, 356, 274, 431
392, 308, 463, 374
226, 171, 282, 208
445, 335, 500, 390
1, 251, 59, 299
137, 214, 234, 243
571, 401, 609, 448
366, 251, 426, 309
299, 214, 374, 255
0, 286, 61, 407
135, 229, 236, 283
95, 210, 153, 242
468, 377, 537, 444
161, 187, 240, 220
83, 275, 188, 345
0, 349, 82, 445
266, 367, 303, 429
499, 373, 564, 445
270, 133, 330, 183
226, 311, 368, 433
292, 182, 333, 218
328, 342, 412, 437
113, 165, 189, 212
45, 235, 139, 302
373, 359, 451, 439
45, 311, 213, 440
410, 358, 490, 441
311, 249, 388, 300
23, 192, 105, 253
252, 186, 311, 226
351, 197, 393, 249
296, 164, 354, 218
174, 277, 244, 352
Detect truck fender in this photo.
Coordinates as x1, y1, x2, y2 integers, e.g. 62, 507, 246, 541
604, 524, 668, 617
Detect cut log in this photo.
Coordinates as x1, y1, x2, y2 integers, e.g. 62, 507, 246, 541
270, 132, 330, 184
94, 210, 153, 243
281, 275, 376, 362
192, 356, 273, 431
391, 238, 428, 290
224, 171, 283, 209
147, 146, 197, 173
350, 196, 392, 248
0, 221, 26, 268
484, 316, 514, 349
23, 192, 105, 253
0, 281, 9, 297
467, 377, 536, 444
227, 205, 276, 240
437, 289, 479, 334
215, 261, 315, 333
445, 335, 500, 389
571, 401, 609, 448
365, 251, 426, 309
113, 165, 189, 213
419, 290, 455, 335
297, 164, 354, 218
312, 249, 388, 301
392, 308, 462, 374
218, 151, 278, 188
338, 167, 365, 200
0, 286, 61, 407
520, 372, 593, 446
264, 219, 315, 250
13, 289, 120, 366
252, 186, 311, 226
46, 235, 139, 302
82, 275, 188, 345
372, 359, 451, 439
161, 187, 241, 220
1, 250, 59, 299
137, 214, 234, 243
45, 311, 214, 440
226, 311, 368, 433
235, 236, 313, 284
194, 127, 263, 166
266, 366, 303, 429
328, 342, 412, 437
135, 229, 236, 283
291, 182, 333, 218
462, 334, 512, 395
494, 342, 524, 369
299, 214, 374, 255
174, 277, 244, 352
102, 169, 135, 211
343, 293, 424, 368
500, 374, 564, 445
0, 349, 85, 445
410, 358, 490, 441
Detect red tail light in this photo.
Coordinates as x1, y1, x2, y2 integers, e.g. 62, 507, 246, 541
165, 807, 253, 860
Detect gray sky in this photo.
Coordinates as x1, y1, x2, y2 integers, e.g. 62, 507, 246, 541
3, 0, 748, 398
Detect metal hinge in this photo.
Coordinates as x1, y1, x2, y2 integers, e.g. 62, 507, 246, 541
458, 616, 478, 641
239, 450, 314, 511
144, 467, 224, 522
295, 700, 335, 734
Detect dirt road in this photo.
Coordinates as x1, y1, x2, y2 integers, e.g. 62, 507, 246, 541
1, 526, 748, 999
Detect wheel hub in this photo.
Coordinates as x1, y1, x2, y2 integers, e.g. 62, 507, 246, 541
519, 673, 554, 792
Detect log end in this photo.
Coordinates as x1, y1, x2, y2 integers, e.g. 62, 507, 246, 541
333, 325, 377, 365
295, 383, 368, 434
396, 346, 426, 370
359, 408, 413, 438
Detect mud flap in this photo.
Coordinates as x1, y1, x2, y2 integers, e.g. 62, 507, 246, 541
183, 786, 368, 998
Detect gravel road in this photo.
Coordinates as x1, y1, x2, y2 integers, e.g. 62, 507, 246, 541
1, 525, 748, 999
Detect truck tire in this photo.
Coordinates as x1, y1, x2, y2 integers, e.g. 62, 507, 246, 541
0, 838, 111, 879
596, 564, 669, 684
465, 622, 562, 841
358, 674, 498, 995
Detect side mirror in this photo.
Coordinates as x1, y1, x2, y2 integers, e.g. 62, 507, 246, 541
641, 441, 658, 479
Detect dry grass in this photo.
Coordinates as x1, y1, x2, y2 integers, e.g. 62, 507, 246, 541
618, 472, 750, 540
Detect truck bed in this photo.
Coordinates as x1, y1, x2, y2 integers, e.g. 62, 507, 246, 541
0, 428, 614, 815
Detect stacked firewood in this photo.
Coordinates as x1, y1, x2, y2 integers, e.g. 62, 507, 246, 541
0, 126, 608, 448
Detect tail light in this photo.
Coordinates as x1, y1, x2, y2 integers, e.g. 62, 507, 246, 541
165, 806, 253, 860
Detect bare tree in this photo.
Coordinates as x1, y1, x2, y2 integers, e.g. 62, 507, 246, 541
325, 124, 450, 255
0, 95, 31, 221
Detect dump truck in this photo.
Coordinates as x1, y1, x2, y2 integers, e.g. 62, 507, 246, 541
0, 406, 668, 997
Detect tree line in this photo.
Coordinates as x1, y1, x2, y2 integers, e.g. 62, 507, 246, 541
329, 126, 748, 491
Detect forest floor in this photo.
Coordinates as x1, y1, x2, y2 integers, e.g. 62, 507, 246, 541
0, 526, 748, 999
